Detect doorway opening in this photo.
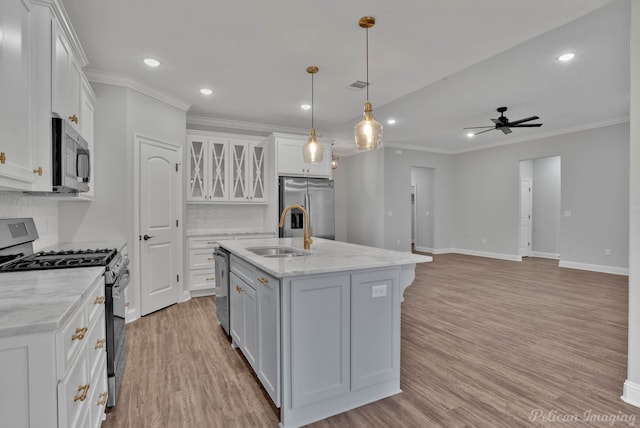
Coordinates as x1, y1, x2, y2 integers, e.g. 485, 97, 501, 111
410, 167, 435, 253
518, 156, 561, 260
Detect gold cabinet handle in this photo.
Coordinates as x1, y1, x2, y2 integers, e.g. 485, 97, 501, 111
207, 257, 215, 261
33, 167, 43, 176
0, 152, 6, 164
257, 277, 268, 284
73, 383, 90, 402
205, 277, 214, 281
236, 285, 243, 293
207, 241, 218, 245
69, 114, 79, 124
93, 295, 105, 305
71, 327, 88, 341
94, 339, 105, 349
96, 391, 108, 406
125, 303, 130, 308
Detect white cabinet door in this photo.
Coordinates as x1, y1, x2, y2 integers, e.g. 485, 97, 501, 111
276, 137, 331, 178
52, 20, 83, 132
249, 143, 266, 202
229, 141, 249, 202
208, 139, 229, 201
242, 282, 258, 372
257, 271, 280, 407
0, 0, 35, 189
230, 272, 244, 347
186, 136, 208, 201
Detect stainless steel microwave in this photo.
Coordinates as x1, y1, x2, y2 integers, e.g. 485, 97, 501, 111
52, 118, 90, 193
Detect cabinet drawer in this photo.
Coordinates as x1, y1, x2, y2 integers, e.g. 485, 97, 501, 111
230, 255, 256, 288
56, 301, 89, 378
187, 236, 227, 249
189, 269, 216, 291
86, 308, 106, 380
86, 277, 105, 327
57, 346, 89, 428
189, 248, 216, 270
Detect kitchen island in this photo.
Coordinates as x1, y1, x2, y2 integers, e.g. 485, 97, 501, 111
218, 237, 431, 428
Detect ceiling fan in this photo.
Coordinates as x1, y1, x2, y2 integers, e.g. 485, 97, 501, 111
464, 106, 542, 136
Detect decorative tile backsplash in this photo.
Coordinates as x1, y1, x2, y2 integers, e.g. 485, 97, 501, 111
0, 194, 59, 250
186, 204, 267, 232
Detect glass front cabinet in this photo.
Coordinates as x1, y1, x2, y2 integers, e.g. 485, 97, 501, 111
187, 135, 266, 203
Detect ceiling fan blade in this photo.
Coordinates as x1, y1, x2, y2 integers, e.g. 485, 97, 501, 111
500, 127, 512, 135
490, 118, 501, 125
473, 128, 496, 136
463, 126, 494, 129
508, 116, 539, 126
509, 123, 543, 127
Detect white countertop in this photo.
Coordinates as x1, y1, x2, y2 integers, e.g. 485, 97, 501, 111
186, 229, 273, 237
0, 267, 105, 338
218, 237, 432, 278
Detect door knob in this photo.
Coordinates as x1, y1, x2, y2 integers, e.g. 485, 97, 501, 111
143, 234, 155, 241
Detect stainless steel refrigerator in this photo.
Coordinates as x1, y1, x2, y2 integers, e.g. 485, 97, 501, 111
279, 176, 335, 239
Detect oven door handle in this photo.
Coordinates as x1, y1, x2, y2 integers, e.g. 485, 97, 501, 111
112, 269, 130, 298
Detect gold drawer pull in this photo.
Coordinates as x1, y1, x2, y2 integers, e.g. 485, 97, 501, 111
207, 257, 215, 261
236, 285, 243, 293
207, 241, 218, 245
33, 166, 43, 176
96, 391, 108, 406
205, 277, 214, 281
257, 277, 268, 284
71, 327, 88, 341
73, 383, 90, 402
69, 114, 79, 124
94, 339, 105, 349
0, 152, 6, 164
93, 296, 105, 305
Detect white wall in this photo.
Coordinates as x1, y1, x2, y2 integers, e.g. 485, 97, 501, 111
0, 195, 59, 250
59, 83, 187, 320
453, 123, 628, 269
531, 156, 561, 256
624, 0, 640, 409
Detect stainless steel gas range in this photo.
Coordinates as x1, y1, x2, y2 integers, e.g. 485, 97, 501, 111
0, 218, 129, 407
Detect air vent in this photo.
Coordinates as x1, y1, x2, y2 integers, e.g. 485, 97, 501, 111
347, 80, 369, 90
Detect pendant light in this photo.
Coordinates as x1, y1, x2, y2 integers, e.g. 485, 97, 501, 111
331, 154, 339, 170
302, 66, 324, 163
354, 16, 383, 150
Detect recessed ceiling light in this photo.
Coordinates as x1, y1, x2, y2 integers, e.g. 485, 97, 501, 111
387, 119, 396, 125
200, 88, 213, 95
143, 58, 160, 68
557, 53, 575, 62
466, 132, 475, 138
300, 104, 311, 110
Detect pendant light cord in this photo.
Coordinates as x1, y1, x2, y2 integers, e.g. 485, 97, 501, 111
311, 72, 314, 128
366, 27, 370, 101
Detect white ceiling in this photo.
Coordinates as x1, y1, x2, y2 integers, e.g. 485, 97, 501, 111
60, 0, 629, 155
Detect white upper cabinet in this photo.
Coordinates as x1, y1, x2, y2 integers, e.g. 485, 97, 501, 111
271, 134, 333, 178
0, 0, 36, 189
186, 133, 266, 203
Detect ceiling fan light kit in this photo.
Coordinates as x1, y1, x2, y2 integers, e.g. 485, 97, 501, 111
302, 65, 324, 164
463, 106, 542, 136
354, 16, 383, 151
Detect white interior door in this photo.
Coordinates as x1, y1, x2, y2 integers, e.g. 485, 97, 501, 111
519, 178, 533, 257
139, 138, 181, 316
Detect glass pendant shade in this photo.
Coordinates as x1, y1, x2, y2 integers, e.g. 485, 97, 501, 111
331, 154, 339, 170
303, 128, 324, 163
354, 101, 383, 150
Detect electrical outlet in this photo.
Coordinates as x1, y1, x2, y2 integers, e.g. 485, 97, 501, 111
605, 248, 612, 256
372, 284, 387, 298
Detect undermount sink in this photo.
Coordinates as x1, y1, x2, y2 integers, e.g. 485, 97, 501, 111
246, 246, 309, 258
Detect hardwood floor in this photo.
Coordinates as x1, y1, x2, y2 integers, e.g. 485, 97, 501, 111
102, 255, 638, 427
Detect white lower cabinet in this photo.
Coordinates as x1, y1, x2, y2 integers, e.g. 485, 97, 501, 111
187, 236, 226, 295
230, 256, 280, 405
0, 274, 107, 428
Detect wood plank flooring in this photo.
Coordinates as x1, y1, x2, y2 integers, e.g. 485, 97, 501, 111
102, 255, 638, 427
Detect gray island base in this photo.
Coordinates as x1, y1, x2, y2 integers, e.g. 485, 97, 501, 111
219, 237, 431, 428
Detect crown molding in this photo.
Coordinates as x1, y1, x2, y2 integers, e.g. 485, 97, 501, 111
187, 115, 309, 136
85, 69, 191, 112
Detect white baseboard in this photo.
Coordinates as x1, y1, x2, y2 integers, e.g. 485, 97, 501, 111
559, 260, 629, 276
530, 251, 560, 260
453, 248, 522, 262
125, 308, 140, 324
414, 246, 433, 253
180, 290, 191, 303
431, 248, 455, 255
622, 380, 640, 408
